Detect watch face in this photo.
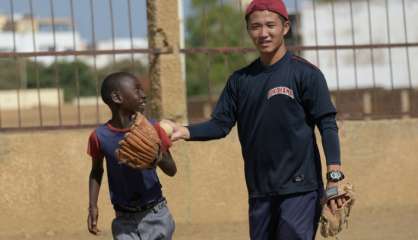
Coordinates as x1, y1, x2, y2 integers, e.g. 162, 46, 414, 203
330, 171, 341, 179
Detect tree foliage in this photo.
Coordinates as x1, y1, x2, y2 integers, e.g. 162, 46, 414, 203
0, 58, 147, 102
185, 0, 257, 96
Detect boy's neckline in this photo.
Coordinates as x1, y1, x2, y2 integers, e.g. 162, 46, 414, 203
106, 122, 130, 133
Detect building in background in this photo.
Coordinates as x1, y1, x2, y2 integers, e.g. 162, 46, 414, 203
300, 0, 418, 90
0, 14, 149, 110
0, 14, 86, 65
0, 14, 148, 68
237, 0, 418, 90
84, 37, 148, 68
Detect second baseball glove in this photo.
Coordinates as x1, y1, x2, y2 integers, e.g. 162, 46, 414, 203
115, 113, 161, 169
320, 182, 355, 238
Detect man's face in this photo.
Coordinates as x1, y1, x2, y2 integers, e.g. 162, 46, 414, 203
117, 76, 147, 114
247, 10, 290, 54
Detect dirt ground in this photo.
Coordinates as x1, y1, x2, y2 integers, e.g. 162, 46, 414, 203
2, 108, 418, 239
2, 206, 417, 240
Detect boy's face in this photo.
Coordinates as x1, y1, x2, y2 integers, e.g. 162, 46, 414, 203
247, 10, 290, 55
116, 76, 146, 114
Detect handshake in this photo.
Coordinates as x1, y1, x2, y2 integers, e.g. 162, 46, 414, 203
114, 114, 190, 169
158, 119, 190, 141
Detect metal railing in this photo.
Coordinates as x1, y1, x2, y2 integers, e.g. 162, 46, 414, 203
0, 0, 417, 131
182, 0, 418, 121
0, 0, 154, 131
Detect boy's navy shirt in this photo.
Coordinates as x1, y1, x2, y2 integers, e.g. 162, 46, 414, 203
194, 51, 336, 197
88, 123, 163, 210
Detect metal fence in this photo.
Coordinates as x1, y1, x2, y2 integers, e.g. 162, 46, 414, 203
0, 0, 153, 131
183, 0, 418, 121
0, 0, 417, 131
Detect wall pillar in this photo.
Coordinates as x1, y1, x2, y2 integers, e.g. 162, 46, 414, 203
147, 0, 187, 123
363, 91, 372, 120
401, 90, 410, 119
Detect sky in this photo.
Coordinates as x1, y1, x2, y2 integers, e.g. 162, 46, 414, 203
0, 0, 191, 43
0, 0, 148, 42
0, 0, 297, 43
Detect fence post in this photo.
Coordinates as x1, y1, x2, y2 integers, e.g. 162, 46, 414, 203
363, 91, 372, 120
401, 90, 410, 118
146, 0, 187, 123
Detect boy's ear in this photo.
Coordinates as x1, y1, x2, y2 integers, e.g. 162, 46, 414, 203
111, 90, 123, 104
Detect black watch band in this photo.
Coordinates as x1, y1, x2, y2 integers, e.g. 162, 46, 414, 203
326, 170, 345, 182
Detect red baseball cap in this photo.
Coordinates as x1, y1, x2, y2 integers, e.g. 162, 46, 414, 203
245, 0, 289, 20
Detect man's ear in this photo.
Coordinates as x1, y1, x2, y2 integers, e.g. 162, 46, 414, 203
111, 90, 122, 104
283, 20, 291, 36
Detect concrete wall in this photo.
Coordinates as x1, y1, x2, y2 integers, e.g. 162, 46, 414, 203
0, 89, 63, 110
0, 119, 418, 238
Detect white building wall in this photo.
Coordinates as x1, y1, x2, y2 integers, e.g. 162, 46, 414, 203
83, 38, 148, 68
0, 31, 148, 68
0, 31, 85, 65
300, 0, 418, 90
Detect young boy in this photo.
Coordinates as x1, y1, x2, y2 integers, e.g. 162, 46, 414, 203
87, 72, 176, 240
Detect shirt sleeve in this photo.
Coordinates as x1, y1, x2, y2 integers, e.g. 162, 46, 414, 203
187, 120, 227, 141
87, 130, 104, 160
188, 73, 239, 140
300, 69, 337, 120
316, 113, 341, 165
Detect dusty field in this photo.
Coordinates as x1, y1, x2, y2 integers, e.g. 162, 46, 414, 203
2, 206, 417, 240
1, 116, 418, 240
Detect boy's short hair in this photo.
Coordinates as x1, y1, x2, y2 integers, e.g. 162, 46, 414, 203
101, 71, 138, 105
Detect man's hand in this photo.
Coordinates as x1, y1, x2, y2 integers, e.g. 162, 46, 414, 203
320, 181, 355, 237
326, 181, 347, 213
87, 206, 100, 235
159, 120, 190, 141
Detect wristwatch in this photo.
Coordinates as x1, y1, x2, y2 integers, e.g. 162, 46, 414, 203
326, 170, 345, 182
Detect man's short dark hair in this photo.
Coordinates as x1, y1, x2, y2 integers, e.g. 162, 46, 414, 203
100, 71, 138, 105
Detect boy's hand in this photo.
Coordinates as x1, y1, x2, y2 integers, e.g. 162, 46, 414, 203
87, 206, 100, 235
159, 120, 174, 137
115, 113, 161, 169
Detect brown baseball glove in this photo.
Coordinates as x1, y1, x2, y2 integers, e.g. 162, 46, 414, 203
320, 182, 355, 238
115, 113, 162, 169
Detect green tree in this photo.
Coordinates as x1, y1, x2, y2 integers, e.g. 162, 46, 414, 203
0, 59, 96, 102
186, 0, 256, 96
0, 57, 148, 102
97, 59, 148, 84
26, 60, 96, 102
0, 58, 41, 89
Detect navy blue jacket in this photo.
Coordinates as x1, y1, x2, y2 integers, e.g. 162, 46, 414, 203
188, 51, 339, 197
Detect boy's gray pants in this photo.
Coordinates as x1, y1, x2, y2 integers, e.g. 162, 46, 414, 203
112, 201, 175, 240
